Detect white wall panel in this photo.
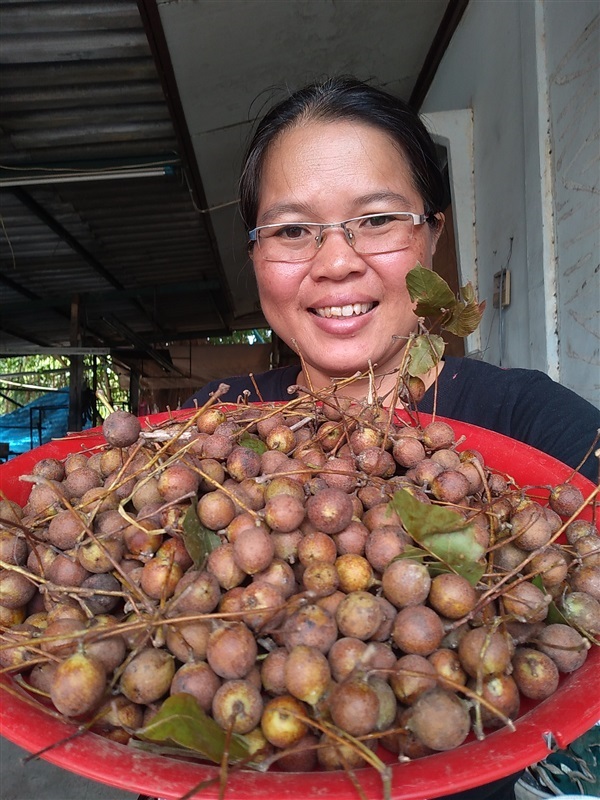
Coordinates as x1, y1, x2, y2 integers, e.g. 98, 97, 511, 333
422, 0, 599, 407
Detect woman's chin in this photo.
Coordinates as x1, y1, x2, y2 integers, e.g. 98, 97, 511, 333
305, 356, 383, 384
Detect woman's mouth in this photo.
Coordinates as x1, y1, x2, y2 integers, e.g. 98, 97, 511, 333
311, 302, 375, 318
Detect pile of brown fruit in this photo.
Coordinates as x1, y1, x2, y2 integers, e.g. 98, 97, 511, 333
0, 395, 598, 778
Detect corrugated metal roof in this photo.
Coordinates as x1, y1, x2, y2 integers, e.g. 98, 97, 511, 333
0, 0, 463, 374
0, 0, 235, 358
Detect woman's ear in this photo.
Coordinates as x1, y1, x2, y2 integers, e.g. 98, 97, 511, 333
430, 212, 445, 255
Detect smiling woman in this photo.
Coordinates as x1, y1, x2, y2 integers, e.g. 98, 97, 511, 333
247, 118, 443, 391
183, 76, 599, 487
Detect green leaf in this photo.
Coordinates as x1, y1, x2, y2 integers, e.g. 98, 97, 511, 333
546, 598, 571, 626
406, 265, 457, 317
392, 545, 482, 581
389, 489, 469, 536
421, 531, 486, 585
531, 582, 599, 642
182, 504, 221, 569
136, 693, 251, 764
389, 489, 485, 585
406, 334, 445, 376
238, 433, 268, 455
392, 545, 430, 562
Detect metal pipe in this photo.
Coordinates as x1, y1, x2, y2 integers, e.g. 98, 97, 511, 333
0, 166, 173, 187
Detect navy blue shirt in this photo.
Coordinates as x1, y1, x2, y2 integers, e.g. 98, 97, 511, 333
183, 356, 599, 483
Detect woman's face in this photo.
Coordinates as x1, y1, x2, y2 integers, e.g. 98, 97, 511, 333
252, 119, 443, 390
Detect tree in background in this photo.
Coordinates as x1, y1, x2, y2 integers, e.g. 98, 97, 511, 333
0, 355, 127, 418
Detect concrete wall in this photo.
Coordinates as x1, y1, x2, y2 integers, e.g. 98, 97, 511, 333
421, 0, 599, 407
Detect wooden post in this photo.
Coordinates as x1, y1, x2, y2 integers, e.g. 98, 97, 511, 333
130, 370, 140, 416
68, 295, 84, 432
91, 355, 99, 427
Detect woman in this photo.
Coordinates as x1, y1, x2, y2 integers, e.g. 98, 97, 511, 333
184, 77, 598, 799
184, 76, 599, 486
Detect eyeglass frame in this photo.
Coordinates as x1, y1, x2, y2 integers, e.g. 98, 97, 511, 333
247, 211, 435, 261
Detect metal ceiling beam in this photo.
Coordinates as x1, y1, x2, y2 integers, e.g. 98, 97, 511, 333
137, 1, 210, 221
139, 325, 266, 345
0, 269, 41, 301
409, 0, 470, 110
0, 347, 111, 357
137, 0, 234, 331
0, 270, 123, 350
0, 279, 222, 316
103, 315, 186, 376
9, 186, 169, 338
0, 326, 51, 349
0, 164, 177, 188
10, 187, 126, 291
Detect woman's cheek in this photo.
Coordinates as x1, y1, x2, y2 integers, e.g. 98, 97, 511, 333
255, 274, 294, 331
257, 265, 304, 309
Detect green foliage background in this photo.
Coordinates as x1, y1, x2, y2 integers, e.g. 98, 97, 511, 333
0, 330, 271, 417
0, 355, 126, 417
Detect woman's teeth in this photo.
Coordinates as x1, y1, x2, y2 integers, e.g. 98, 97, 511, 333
314, 302, 374, 318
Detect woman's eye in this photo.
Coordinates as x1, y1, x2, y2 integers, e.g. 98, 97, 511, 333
274, 225, 311, 240
363, 214, 396, 228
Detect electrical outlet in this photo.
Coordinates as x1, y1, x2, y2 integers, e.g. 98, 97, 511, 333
493, 269, 511, 308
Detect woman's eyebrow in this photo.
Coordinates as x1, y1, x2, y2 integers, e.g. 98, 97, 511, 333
257, 202, 314, 225
352, 191, 414, 209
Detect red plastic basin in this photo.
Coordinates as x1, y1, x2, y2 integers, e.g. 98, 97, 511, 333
0, 410, 598, 800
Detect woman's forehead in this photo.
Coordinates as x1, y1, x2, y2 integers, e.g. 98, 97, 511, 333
268, 117, 409, 164
257, 119, 420, 217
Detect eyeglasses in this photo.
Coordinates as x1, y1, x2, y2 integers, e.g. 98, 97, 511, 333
248, 211, 433, 263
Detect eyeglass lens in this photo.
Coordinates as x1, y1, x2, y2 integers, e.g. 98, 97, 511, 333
256, 214, 417, 262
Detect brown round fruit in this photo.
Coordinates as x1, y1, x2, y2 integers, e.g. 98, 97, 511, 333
281, 604, 338, 654
102, 410, 141, 448
206, 622, 258, 679
212, 678, 263, 734
407, 688, 471, 751
502, 581, 550, 623
284, 645, 331, 705
390, 654, 437, 705
458, 627, 512, 678
306, 488, 354, 535
328, 679, 380, 736
261, 695, 308, 748
511, 647, 559, 700
50, 652, 106, 717
232, 526, 275, 575
120, 648, 175, 704
428, 573, 478, 620
560, 591, 600, 635
535, 623, 589, 673
392, 605, 444, 656
335, 591, 383, 640
549, 483, 585, 517
472, 674, 520, 729
382, 559, 431, 608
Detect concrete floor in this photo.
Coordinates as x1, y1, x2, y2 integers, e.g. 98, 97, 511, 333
0, 738, 140, 800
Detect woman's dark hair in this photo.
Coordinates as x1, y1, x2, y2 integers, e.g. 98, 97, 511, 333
239, 76, 446, 231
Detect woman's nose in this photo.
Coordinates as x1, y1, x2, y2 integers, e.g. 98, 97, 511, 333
309, 228, 367, 280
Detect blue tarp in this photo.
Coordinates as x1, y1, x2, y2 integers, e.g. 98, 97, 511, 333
0, 390, 92, 459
